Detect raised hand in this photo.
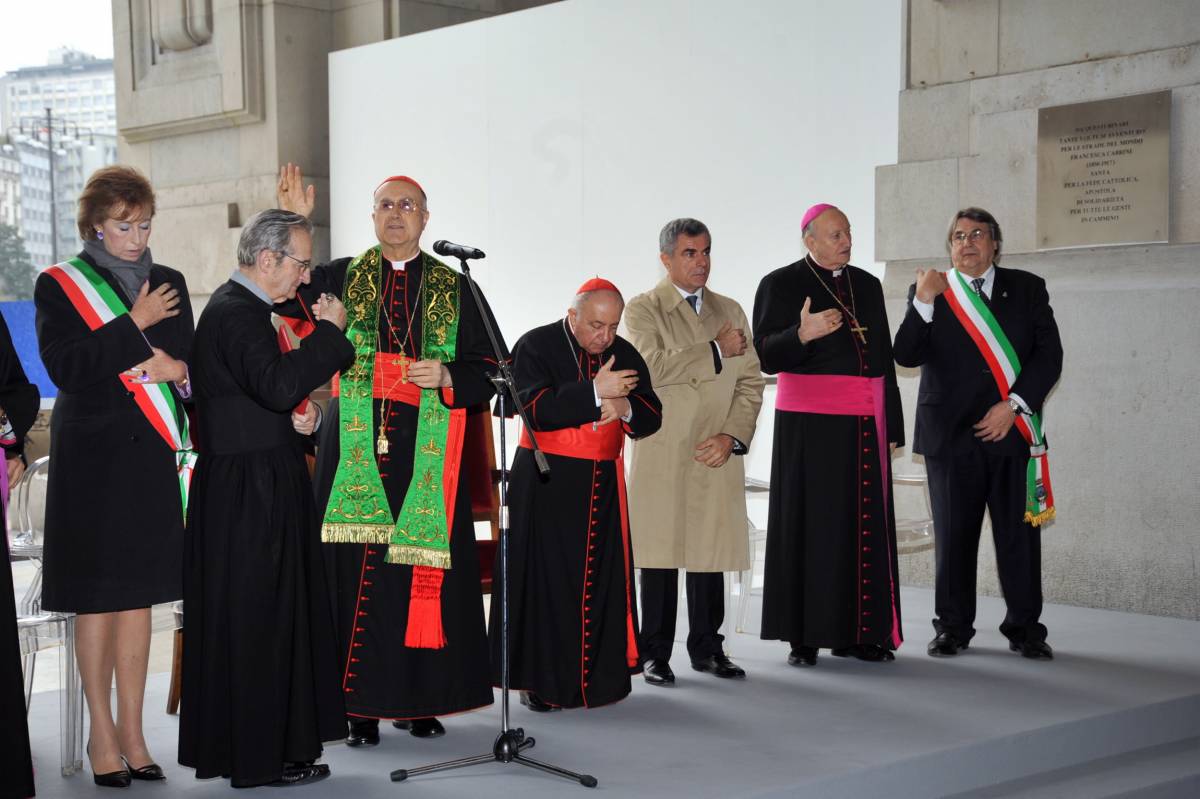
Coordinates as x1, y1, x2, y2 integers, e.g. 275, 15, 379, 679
797, 297, 842, 344
313, 292, 347, 331
125, 347, 187, 385
129, 281, 181, 331
915, 268, 951, 304
593, 355, 639, 398
714, 320, 747, 358
277, 163, 316, 218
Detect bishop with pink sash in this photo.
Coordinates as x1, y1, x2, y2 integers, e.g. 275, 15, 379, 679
751, 204, 904, 666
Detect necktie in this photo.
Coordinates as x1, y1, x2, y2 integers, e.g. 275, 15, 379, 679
686, 294, 699, 314
971, 277, 986, 298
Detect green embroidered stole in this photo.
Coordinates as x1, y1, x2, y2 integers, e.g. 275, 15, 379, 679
320, 246, 459, 569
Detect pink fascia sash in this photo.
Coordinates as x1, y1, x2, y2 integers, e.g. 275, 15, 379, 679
776, 372, 901, 648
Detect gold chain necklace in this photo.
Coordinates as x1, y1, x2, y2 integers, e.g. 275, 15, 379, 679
805, 256, 868, 344
374, 263, 425, 455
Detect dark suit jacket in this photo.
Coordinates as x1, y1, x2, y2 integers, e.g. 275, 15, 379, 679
892, 266, 1062, 458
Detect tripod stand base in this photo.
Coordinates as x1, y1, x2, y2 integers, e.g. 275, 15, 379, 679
389, 728, 597, 788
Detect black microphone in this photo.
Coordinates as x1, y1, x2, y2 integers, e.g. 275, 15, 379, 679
433, 240, 486, 260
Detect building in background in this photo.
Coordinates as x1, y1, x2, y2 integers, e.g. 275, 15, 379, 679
0, 146, 19, 228
112, 0, 558, 303
1, 48, 117, 135
1, 49, 117, 276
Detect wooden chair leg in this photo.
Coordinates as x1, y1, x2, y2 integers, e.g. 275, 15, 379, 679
166, 628, 183, 715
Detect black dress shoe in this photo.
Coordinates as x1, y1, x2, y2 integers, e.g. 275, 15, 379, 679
88, 740, 131, 788
519, 691, 561, 712
831, 644, 896, 662
392, 717, 445, 738
1010, 639, 1054, 660
691, 652, 746, 678
346, 717, 380, 747
642, 658, 676, 686
122, 757, 165, 781
787, 646, 818, 666
927, 632, 969, 657
267, 762, 330, 787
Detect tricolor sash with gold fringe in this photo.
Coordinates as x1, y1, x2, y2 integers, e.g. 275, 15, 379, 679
942, 269, 1056, 526
42, 258, 196, 517
319, 246, 462, 648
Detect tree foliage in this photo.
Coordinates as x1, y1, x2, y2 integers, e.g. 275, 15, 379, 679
0, 223, 35, 299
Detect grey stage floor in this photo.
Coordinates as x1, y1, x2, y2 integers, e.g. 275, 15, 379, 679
22, 587, 1200, 798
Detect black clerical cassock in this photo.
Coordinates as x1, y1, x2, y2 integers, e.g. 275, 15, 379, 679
752, 254, 905, 653
180, 275, 353, 786
492, 317, 662, 708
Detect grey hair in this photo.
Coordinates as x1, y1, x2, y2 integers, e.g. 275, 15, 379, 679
237, 209, 313, 267
571, 289, 624, 312
658, 218, 710, 255
946, 206, 1003, 263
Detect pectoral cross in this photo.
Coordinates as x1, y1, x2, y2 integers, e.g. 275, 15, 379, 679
849, 323, 868, 344
391, 355, 411, 383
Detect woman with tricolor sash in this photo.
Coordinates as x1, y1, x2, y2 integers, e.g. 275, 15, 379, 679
35, 166, 194, 787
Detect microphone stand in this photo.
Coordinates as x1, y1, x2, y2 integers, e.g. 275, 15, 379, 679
390, 255, 598, 789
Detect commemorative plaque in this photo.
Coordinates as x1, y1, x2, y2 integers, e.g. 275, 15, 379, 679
1036, 90, 1170, 249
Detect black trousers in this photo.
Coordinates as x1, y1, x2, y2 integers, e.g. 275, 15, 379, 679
926, 448, 1047, 644
639, 568, 724, 661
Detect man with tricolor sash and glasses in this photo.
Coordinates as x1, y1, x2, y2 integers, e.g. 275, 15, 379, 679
492, 279, 661, 711
276, 165, 504, 744
893, 206, 1063, 661
753, 203, 905, 668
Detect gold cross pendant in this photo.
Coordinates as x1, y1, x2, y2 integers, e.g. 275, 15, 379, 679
391, 354, 410, 383
850, 325, 868, 344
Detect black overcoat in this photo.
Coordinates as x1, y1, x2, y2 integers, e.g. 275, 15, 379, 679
35, 252, 193, 613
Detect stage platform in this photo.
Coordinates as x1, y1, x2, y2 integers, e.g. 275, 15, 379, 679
22, 587, 1200, 798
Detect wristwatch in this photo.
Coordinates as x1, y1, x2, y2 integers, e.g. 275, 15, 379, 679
1007, 398, 1023, 415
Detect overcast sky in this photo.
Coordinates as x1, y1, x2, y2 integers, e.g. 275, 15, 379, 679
0, 1, 114, 75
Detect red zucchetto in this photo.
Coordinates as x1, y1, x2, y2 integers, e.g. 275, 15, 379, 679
374, 175, 425, 197
575, 277, 621, 296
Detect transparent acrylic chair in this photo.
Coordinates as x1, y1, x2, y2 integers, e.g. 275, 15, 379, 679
8, 456, 84, 776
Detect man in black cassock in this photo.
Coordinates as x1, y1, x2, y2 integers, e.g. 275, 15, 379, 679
752, 203, 904, 667
0, 312, 39, 799
492, 279, 662, 711
179, 210, 353, 787
276, 166, 501, 744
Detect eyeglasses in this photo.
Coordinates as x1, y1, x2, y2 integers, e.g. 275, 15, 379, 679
374, 198, 424, 214
951, 229, 991, 245
279, 252, 312, 272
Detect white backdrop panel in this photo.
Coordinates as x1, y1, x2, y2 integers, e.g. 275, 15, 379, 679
328, 0, 901, 348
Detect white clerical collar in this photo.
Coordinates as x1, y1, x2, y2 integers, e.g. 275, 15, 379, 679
953, 263, 997, 298
807, 254, 845, 278
388, 253, 420, 271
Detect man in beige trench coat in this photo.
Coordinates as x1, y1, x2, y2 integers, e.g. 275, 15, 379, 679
626, 218, 765, 685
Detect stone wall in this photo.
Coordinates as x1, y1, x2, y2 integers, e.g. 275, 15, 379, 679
112, 0, 559, 299
879, 0, 1200, 619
